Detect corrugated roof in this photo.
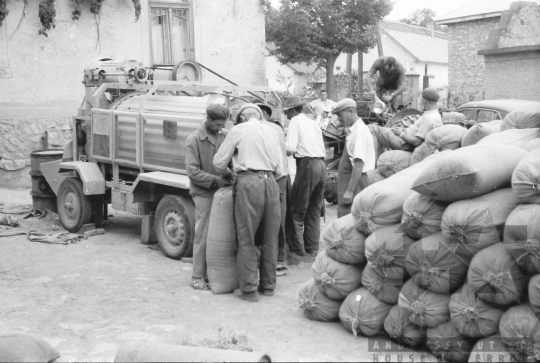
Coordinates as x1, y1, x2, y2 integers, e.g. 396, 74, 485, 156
383, 29, 448, 63
436, 0, 539, 24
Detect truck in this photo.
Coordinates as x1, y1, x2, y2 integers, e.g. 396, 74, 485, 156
40, 57, 282, 260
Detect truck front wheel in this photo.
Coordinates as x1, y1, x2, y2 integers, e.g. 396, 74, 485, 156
155, 195, 195, 259
57, 178, 92, 232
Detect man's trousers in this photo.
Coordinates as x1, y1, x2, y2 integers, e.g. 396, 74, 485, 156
234, 171, 281, 292
192, 195, 214, 279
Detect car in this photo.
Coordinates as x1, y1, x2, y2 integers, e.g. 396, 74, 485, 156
456, 99, 540, 124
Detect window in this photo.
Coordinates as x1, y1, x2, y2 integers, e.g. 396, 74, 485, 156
150, 1, 193, 66
477, 110, 501, 123
458, 108, 474, 120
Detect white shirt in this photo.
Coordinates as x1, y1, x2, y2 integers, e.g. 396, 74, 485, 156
310, 98, 337, 116
347, 118, 376, 173
286, 113, 326, 158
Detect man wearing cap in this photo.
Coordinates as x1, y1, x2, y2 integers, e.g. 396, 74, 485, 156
365, 56, 407, 113
284, 96, 326, 257
331, 98, 376, 217
255, 102, 290, 276
213, 103, 283, 302
186, 104, 232, 291
368, 87, 443, 158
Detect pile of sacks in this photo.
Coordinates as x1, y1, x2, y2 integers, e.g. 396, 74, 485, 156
298, 105, 540, 363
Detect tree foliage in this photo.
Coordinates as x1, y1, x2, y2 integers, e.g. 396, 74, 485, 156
265, 0, 393, 100
399, 8, 445, 31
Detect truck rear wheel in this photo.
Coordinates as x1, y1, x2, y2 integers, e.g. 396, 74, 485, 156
57, 178, 92, 232
155, 195, 195, 259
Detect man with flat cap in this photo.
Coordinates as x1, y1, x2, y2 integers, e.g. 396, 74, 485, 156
213, 103, 283, 302
284, 96, 326, 257
368, 87, 443, 159
331, 98, 376, 217
186, 103, 232, 291
255, 102, 290, 276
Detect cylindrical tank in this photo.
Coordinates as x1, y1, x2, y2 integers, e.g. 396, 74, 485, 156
30, 149, 63, 213
206, 186, 238, 294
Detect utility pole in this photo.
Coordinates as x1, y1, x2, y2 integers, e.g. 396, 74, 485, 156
358, 52, 364, 94
376, 24, 384, 57
346, 54, 352, 74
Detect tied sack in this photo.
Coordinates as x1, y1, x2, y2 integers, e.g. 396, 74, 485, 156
425, 124, 467, 152
461, 119, 502, 147
499, 303, 540, 362
401, 192, 449, 240
524, 138, 540, 152
298, 279, 342, 322
504, 205, 540, 274
529, 275, 540, 318
339, 287, 392, 337
477, 128, 540, 149
361, 262, 404, 305
468, 335, 514, 363
322, 214, 367, 265
512, 148, 540, 204
364, 224, 415, 281
405, 233, 468, 294
501, 104, 540, 131
312, 251, 363, 300
367, 169, 386, 186
441, 188, 519, 260
441, 111, 466, 126
410, 142, 433, 166
376, 150, 412, 178
0, 332, 60, 363
467, 243, 527, 307
427, 321, 476, 363
449, 283, 505, 338
398, 279, 450, 328
206, 186, 239, 294
384, 304, 427, 349
352, 153, 443, 235
412, 144, 527, 202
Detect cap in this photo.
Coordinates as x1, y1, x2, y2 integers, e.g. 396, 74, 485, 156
331, 98, 357, 114
254, 102, 272, 117
235, 103, 263, 124
282, 96, 305, 111
422, 88, 440, 102
206, 103, 230, 120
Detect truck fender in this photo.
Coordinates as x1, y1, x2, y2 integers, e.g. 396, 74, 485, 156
55, 161, 106, 195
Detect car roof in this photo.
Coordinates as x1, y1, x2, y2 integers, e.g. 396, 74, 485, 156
457, 99, 540, 113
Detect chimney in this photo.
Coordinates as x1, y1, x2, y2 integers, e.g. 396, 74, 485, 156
426, 20, 434, 36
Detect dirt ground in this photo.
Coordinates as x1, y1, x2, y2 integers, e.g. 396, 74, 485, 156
0, 187, 436, 362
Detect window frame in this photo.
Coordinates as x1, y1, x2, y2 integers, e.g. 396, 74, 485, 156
149, 0, 195, 67
476, 108, 502, 123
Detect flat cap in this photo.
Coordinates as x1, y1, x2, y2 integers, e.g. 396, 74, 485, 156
235, 103, 263, 124
331, 98, 357, 114
206, 103, 230, 120
422, 88, 440, 102
254, 102, 272, 118
282, 96, 305, 111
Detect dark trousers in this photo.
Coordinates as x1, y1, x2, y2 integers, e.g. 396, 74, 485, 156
337, 148, 361, 218
289, 158, 326, 253
276, 176, 289, 262
234, 171, 281, 292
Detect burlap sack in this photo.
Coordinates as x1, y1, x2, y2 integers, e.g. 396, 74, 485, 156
0, 333, 59, 363
322, 214, 367, 265
524, 138, 540, 152
500, 104, 540, 130
384, 304, 427, 349
477, 128, 540, 149
504, 205, 540, 274
410, 142, 433, 165
298, 279, 342, 322
512, 148, 540, 204
377, 150, 412, 178
401, 192, 449, 240
361, 262, 403, 305
399, 279, 451, 328
461, 120, 502, 147
425, 124, 467, 152
468, 336, 514, 363
499, 303, 540, 362
412, 144, 527, 202
427, 322, 476, 363
312, 251, 363, 300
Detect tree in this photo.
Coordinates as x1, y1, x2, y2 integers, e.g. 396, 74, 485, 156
399, 8, 445, 31
265, 0, 393, 100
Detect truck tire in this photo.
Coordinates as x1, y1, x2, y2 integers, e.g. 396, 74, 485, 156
155, 195, 195, 259
57, 178, 92, 232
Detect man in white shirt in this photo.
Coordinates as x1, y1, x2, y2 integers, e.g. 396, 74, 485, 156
331, 98, 376, 217
285, 96, 326, 257
309, 89, 336, 118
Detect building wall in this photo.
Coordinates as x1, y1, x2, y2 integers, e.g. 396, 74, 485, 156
265, 54, 296, 93
445, 17, 500, 107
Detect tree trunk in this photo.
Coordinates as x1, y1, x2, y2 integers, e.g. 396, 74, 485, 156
325, 53, 337, 101
376, 24, 384, 57
357, 52, 363, 94
346, 54, 352, 74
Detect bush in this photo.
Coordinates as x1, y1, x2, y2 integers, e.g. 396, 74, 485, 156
504, 205, 540, 274
449, 283, 505, 338
384, 304, 427, 349
441, 188, 519, 260
412, 144, 527, 202
467, 243, 528, 307
339, 287, 393, 337
405, 233, 468, 294
312, 251, 363, 300
401, 192, 449, 240
298, 279, 342, 322
322, 214, 367, 265
398, 279, 450, 328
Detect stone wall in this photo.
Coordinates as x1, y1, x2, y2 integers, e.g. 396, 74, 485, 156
446, 17, 500, 107
499, 4, 540, 47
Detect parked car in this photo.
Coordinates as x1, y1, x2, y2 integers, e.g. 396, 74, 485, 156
456, 99, 540, 124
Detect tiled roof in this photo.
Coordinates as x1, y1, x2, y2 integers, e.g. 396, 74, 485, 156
382, 20, 448, 40
383, 29, 448, 63
436, 0, 539, 24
